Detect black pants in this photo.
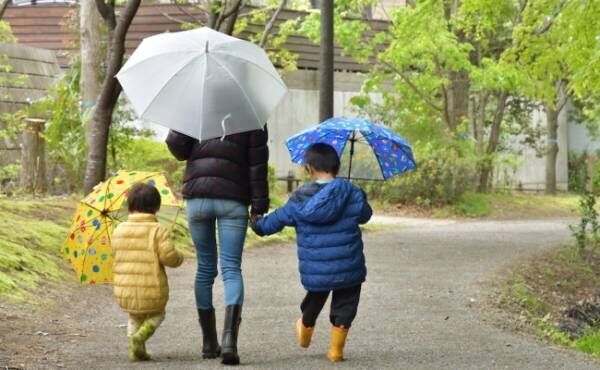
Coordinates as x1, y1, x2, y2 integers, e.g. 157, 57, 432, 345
300, 284, 361, 329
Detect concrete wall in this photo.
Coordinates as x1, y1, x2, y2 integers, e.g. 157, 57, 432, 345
568, 108, 600, 155
497, 106, 569, 191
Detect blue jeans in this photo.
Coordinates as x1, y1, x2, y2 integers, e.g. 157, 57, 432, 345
186, 198, 249, 310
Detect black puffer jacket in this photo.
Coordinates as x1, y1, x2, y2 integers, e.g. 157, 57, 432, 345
166, 127, 269, 215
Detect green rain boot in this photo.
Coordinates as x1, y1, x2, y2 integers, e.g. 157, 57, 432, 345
129, 322, 156, 361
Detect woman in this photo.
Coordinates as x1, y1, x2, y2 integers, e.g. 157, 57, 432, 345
166, 126, 269, 365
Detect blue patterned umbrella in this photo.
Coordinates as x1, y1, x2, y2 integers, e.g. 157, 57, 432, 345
286, 117, 417, 180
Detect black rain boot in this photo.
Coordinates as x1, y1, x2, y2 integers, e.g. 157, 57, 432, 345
221, 305, 242, 365
198, 309, 221, 359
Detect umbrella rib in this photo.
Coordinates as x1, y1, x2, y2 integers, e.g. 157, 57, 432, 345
105, 173, 156, 211
363, 131, 388, 180
209, 55, 263, 128
117, 50, 200, 76
211, 49, 288, 90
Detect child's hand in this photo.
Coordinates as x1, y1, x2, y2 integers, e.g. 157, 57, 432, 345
250, 214, 263, 225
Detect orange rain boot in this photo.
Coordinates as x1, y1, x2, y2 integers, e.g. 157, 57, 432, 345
296, 319, 315, 348
327, 326, 349, 362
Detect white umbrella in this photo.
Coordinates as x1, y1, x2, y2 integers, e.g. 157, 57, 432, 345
116, 27, 287, 141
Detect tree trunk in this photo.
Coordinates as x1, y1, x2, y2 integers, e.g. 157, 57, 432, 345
545, 103, 559, 194
474, 91, 488, 156
80, 0, 103, 154
477, 91, 508, 193
20, 119, 46, 194
447, 70, 470, 131
83, 0, 141, 193
319, 0, 334, 122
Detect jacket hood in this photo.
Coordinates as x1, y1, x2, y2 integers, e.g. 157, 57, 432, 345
292, 179, 353, 224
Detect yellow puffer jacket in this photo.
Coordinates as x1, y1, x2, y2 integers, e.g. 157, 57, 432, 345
111, 213, 184, 314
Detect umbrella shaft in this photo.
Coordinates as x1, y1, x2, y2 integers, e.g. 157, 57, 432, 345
347, 131, 356, 180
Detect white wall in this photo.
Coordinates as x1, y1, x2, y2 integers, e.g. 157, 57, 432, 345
497, 107, 569, 191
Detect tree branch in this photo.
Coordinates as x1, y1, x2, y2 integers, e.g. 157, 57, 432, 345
259, 0, 288, 48
161, 12, 189, 25
95, 0, 116, 27
380, 60, 443, 112
487, 91, 509, 154
556, 79, 569, 112
221, 0, 243, 19
0, 0, 10, 20
173, 1, 208, 24
533, 0, 568, 36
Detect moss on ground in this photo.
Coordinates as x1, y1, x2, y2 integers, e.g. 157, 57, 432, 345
0, 198, 75, 302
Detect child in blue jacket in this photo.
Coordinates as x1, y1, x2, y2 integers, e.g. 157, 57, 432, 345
251, 143, 372, 362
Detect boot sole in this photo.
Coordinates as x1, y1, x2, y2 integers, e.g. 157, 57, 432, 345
202, 351, 221, 359
221, 351, 240, 365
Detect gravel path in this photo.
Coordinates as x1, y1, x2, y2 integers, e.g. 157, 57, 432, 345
11, 218, 600, 369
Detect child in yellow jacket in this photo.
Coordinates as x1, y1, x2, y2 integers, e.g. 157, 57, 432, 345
111, 183, 184, 361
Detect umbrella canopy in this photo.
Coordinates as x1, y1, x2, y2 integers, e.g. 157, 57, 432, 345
286, 117, 417, 180
64, 171, 181, 284
64, 202, 117, 284
116, 27, 288, 141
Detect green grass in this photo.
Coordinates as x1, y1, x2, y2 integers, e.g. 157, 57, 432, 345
433, 191, 579, 218
497, 280, 548, 319
574, 330, 600, 357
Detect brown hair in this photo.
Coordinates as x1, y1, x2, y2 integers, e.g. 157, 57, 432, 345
127, 183, 161, 214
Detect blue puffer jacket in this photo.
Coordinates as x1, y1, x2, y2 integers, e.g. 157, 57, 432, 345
253, 179, 372, 292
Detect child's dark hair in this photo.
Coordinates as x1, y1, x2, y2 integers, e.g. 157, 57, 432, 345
128, 183, 161, 214
304, 143, 340, 175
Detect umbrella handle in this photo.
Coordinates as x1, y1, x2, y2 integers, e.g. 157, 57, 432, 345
220, 114, 232, 141
170, 206, 183, 233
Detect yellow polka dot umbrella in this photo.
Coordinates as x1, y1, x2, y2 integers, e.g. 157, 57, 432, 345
64, 171, 182, 284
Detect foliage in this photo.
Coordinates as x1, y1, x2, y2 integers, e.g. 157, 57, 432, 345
32, 63, 87, 191
568, 151, 588, 194
569, 192, 600, 254
7, 59, 152, 193
365, 142, 477, 207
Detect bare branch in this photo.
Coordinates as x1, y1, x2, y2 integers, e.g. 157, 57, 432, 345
259, 0, 288, 48
95, 0, 116, 29
162, 12, 190, 25
380, 60, 443, 112
95, 0, 112, 22
0, 0, 11, 20
221, 0, 243, 19
173, 1, 208, 24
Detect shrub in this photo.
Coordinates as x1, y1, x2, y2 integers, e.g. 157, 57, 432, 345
569, 151, 588, 194
365, 144, 477, 207
112, 138, 185, 190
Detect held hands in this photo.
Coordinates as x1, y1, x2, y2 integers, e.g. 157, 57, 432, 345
249, 214, 265, 236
